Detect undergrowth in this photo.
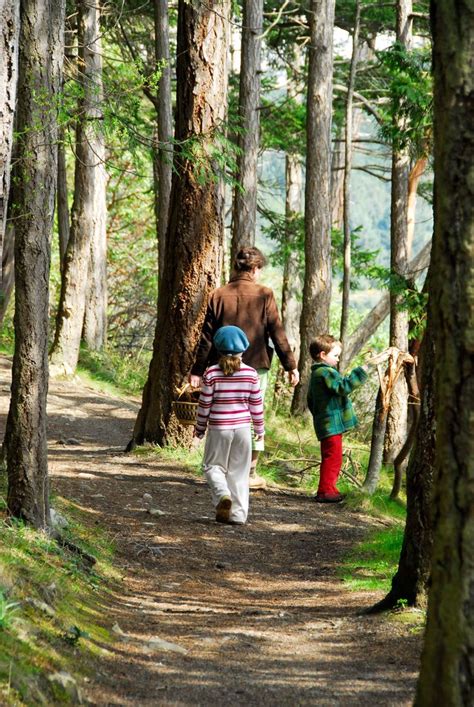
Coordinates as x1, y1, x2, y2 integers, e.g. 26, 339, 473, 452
0, 477, 120, 705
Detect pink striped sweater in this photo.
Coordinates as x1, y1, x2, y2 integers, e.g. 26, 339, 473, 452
195, 363, 264, 436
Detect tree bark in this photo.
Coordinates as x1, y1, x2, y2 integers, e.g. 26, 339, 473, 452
230, 0, 263, 263
415, 0, 474, 701
291, 0, 335, 414
340, 0, 360, 348
154, 0, 173, 282
281, 152, 303, 358
0, 0, 19, 272
383, 0, 413, 462
82, 0, 107, 351
362, 388, 388, 494
57, 125, 70, 271
280, 48, 304, 359
5, 0, 65, 528
368, 316, 435, 611
0, 220, 14, 325
129, 0, 229, 448
50, 0, 107, 371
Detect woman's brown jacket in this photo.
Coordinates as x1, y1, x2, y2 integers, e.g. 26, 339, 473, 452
191, 272, 297, 376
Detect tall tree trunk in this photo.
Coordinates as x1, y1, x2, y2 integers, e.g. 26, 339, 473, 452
0, 220, 15, 325
369, 310, 435, 611
340, 0, 360, 348
330, 125, 345, 230
129, 0, 229, 448
291, 0, 335, 414
0, 0, 19, 270
280, 48, 304, 359
383, 0, 413, 462
230, 0, 263, 263
57, 125, 70, 271
4, 0, 65, 528
362, 387, 388, 493
154, 0, 173, 282
82, 0, 107, 351
50, 0, 106, 371
281, 152, 303, 357
415, 0, 474, 701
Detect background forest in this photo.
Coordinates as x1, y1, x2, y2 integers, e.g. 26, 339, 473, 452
0, 0, 472, 704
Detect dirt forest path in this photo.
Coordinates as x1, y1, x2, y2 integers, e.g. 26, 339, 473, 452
0, 357, 422, 705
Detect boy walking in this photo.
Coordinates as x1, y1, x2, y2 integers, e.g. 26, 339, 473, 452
307, 334, 368, 503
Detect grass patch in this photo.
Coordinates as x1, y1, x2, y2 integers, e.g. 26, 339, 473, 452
77, 345, 149, 397
0, 477, 120, 705
339, 525, 405, 592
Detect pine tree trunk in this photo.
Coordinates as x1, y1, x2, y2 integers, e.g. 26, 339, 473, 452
0, 220, 14, 325
369, 320, 435, 610
230, 0, 263, 262
383, 0, 413, 462
130, 0, 229, 448
50, 0, 106, 371
415, 0, 474, 700
340, 0, 360, 348
5, 0, 65, 529
82, 0, 107, 351
281, 152, 303, 356
154, 0, 173, 282
0, 0, 19, 266
57, 126, 70, 271
280, 49, 304, 360
291, 0, 335, 414
362, 388, 388, 494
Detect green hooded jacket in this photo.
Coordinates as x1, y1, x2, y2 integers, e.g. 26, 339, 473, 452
307, 362, 368, 440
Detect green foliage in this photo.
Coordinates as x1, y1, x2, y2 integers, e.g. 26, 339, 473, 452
260, 92, 306, 155
331, 227, 390, 288
377, 43, 433, 158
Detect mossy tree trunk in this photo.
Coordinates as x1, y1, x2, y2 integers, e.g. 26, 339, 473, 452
415, 0, 474, 702
368, 318, 435, 611
129, 0, 229, 447
5, 0, 65, 528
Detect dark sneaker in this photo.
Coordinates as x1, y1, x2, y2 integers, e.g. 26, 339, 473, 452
216, 496, 232, 523
314, 493, 345, 504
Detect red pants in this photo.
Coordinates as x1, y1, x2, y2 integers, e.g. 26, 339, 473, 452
318, 434, 343, 495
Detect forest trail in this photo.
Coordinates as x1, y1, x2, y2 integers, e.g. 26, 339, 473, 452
0, 356, 421, 706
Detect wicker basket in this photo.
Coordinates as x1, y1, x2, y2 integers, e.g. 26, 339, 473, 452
172, 384, 200, 426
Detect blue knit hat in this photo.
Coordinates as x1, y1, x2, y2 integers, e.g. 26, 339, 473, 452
213, 326, 249, 355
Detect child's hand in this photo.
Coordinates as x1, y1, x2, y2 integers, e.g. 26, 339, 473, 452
254, 434, 264, 442
191, 434, 203, 450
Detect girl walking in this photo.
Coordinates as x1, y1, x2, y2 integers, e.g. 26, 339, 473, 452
194, 326, 264, 525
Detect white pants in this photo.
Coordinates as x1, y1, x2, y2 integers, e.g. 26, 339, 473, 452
203, 426, 251, 523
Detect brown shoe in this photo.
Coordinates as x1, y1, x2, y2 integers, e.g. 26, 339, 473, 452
249, 473, 267, 490
216, 496, 232, 523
